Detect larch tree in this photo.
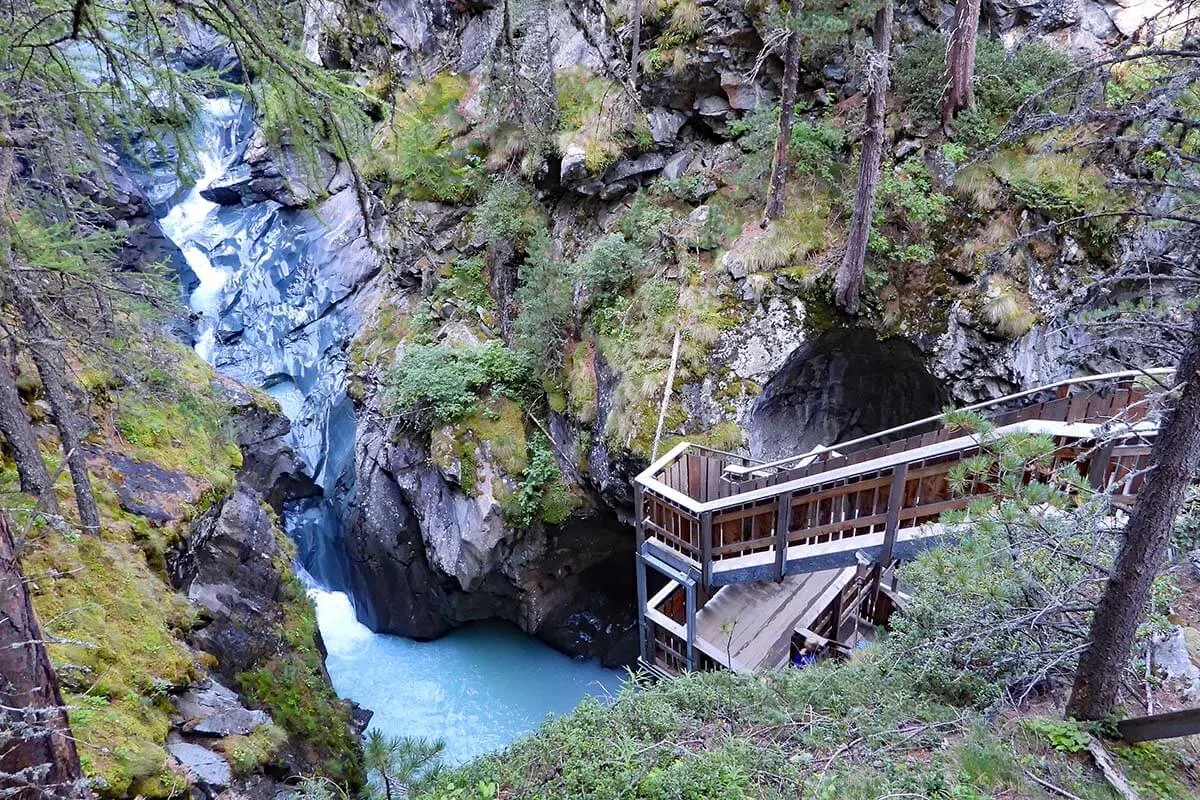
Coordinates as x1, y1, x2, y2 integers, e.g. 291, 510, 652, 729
0, 350, 56, 511
762, 2, 804, 223
0, 0, 378, 534
0, 512, 91, 800
9, 280, 101, 535
941, 0, 981, 130
1067, 308, 1200, 719
834, 0, 892, 314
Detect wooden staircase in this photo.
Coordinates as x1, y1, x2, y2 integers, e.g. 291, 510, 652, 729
633, 370, 1168, 675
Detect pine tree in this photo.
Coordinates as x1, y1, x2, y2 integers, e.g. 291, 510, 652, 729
834, 0, 892, 314
1068, 308, 1200, 719
763, 3, 803, 222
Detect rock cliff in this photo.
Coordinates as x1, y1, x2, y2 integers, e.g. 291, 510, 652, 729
282, 0, 1193, 665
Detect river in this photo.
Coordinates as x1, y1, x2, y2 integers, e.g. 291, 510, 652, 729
156, 96, 620, 764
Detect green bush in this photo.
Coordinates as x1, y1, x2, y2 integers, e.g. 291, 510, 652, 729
576, 234, 644, 309
729, 106, 844, 191
501, 434, 580, 527
619, 192, 675, 247
514, 229, 574, 368
435, 255, 495, 312
385, 342, 532, 424
475, 179, 547, 249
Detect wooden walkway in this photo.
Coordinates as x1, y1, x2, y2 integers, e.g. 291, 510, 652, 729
634, 369, 1169, 675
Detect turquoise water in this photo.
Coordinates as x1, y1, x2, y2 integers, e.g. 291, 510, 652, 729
312, 589, 623, 764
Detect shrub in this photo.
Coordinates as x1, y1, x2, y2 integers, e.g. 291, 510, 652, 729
435, 255, 495, 312
501, 434, 580, 527
385, 342, 532, 424
619, 192, 675, 248
576, 234, 645, 310
365, 73, 482, 202
895, 34, 1070, 141
514, 229, 575, 368
475, 179, 546, 249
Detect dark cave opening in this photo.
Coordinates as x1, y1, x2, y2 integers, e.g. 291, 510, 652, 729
748, 328, 949, 461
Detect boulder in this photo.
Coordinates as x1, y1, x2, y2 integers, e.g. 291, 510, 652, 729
561, 144, 589, 184
648, 107, 688, 144
106, 451, 201, 524
176, 680, 271, 737
170, 486, 287, 679
720, 71, 771, 110
1151, 627, 1200, 697
167, 741, 232, 790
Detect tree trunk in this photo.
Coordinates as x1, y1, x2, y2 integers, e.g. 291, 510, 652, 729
0, 355, 56, 512
762, 16, 803, 223
10, 284, 100, 536
1067, 307, 1200, 720
630, 0, 643, 90
835, 0, 893, 315
941, 0, 981, 130
0, 513, 93, 800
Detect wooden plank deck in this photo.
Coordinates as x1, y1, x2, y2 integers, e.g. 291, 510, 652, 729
693, 567, 855, 672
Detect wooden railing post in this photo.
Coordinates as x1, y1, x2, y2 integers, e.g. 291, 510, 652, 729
1087, 442, 1116, 491
774, 492, 792, 582
873, 462, 908, 603
700, 512, 713, 590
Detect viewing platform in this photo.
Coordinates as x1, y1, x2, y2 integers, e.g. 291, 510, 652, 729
633, 370, 1168, 676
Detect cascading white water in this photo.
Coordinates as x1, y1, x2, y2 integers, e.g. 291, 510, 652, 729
159, 96, 241, 362
157, 96, 620, 764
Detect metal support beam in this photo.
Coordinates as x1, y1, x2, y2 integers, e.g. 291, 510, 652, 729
685, 578, 697, 671
873, 462, 908, 605
634, 486, 645, 547
879, 462, 908, 566
699, 512, 713, 592
635, 552, 650, 664
773, 492, 792, 582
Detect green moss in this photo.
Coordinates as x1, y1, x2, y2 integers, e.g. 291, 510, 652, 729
565, 342, 598, 424
25, 529, 197, 798
107, 342, 242, 493
350, 299, 414, 372
433, 397, 529, 495
220, 723, 289, 777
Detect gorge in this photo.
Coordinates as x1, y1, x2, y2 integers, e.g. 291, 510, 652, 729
155, 92, 621, 763
3, 0, 1199, 797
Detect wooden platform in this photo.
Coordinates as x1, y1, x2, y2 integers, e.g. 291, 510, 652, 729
634, 370, 1169, 676
693, 567, 855, 672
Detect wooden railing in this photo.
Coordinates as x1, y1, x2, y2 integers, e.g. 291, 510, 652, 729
635, 371, 1167, 585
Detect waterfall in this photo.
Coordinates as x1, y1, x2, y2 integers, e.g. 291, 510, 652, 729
156, 95, 620, 763
158, 96, 355, 591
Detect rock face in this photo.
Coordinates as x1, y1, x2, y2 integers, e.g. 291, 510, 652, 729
343, 418, 637, 665
173, 485, 291, 677
165, 403, 363, 792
